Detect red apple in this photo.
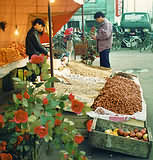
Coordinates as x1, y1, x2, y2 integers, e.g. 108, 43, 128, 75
143, 133, 148, 140
134, 128, 139, 133
130, 131, 136, 137
117, 128, 124, 136
136, 132, 143, 139
123, 132, 129, 137
140, 128, 147, 135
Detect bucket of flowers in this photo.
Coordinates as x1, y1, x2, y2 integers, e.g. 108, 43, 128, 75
0, 54, 90, 160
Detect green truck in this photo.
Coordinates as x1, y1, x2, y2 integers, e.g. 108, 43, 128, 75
120, 12, 152, 36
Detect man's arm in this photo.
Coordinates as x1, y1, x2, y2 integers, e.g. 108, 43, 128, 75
32, 31, 48, 55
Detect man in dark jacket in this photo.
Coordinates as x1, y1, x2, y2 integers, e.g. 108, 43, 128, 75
26, 18, 48, 59
91, 12, 112, 69
25, 18, 48, 82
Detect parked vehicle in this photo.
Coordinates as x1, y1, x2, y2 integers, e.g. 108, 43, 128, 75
120, 12, 152, 49
120, 12, 152, 36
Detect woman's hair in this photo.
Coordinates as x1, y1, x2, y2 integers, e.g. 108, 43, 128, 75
32, 18, 45, 27
94, 12, 105, 19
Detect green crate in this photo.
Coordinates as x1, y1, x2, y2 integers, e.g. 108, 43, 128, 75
89, 119, 152, 158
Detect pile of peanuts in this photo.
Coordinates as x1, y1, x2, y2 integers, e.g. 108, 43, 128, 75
91, 75, 142, 115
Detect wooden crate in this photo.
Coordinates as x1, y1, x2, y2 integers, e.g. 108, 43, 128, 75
89, 119, 152, 158
63, 111, 89, 137
74, 41, 88, 56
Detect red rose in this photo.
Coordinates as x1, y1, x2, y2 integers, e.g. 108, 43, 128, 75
14, 109, 28, 123
81, 156, 87, 160
74, 134, 84, 144
16, 93, 22, 100
1, 141, 7, 146
72, 150, 75, 155
34, 126, 48, 138
43, 97, 48, 105
0, 153, 13, 160
15, 126, 21, 132
30, 54, 44, 64
71, 99, 84, 114
0, 144, 6, 151
0, 115, 4, 128
54, 119, 62, 126
64, 153, 68, 159
55, 112, 62, 117
24, 91, 30, 99
45, 88, 56, 93
17, 136, 24, 144
86, 119, 93, 132
68, 93, 74, 101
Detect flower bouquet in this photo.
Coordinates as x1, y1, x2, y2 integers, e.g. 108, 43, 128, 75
0, 54, 91, 160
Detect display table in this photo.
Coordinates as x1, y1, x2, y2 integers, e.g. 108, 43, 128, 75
0, 57, 28, 79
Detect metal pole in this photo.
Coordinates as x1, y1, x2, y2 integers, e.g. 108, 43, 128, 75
122, 0, 124, 14
48, 1, 54, 87
81, 5, 84, 41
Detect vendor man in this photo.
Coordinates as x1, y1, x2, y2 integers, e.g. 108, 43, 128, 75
25, 18, 49, 82
25, 18, 49, 59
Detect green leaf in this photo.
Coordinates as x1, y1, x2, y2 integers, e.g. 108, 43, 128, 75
45, 106, 56, 114
9, 137, 17, 144
60, 95, 68, 101
24, 145, 30, 151
35, 65, 40, 75
59, 102, 65, 110
45, 81, 51, 88
27, 62, 33, 70
32, 104, 43, 117
42, 63, 50, 72
41, 72, 50, 80
22, 98, 28, 107
32, 63, 37, 71
21, 123, 27, 129
29, 120, 41, 133
8, 122, 16, 129
26, 70, 33, 77
28, 115, 37, 122
44, 135, 50, 142
12, 77, 21, 82
35, 82, 44, 88
50, 100, 59, 108
28, 86, 35, 95
12, 94, 18, 104
40, 115, 54, 125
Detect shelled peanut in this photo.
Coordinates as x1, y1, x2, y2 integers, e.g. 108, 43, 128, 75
92, 75, 142, 115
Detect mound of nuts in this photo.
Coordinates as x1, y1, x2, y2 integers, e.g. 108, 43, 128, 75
91, 75, 142, 115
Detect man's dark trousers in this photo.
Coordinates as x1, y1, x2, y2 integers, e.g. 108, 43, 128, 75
99, 49, 110, 68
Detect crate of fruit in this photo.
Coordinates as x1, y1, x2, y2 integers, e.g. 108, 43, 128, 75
88, 118, 152, 158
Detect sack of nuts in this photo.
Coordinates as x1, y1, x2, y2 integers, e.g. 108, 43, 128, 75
91, 75, 142, 115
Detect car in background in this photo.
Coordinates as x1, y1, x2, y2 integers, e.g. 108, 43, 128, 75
120, 12, 152, 37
